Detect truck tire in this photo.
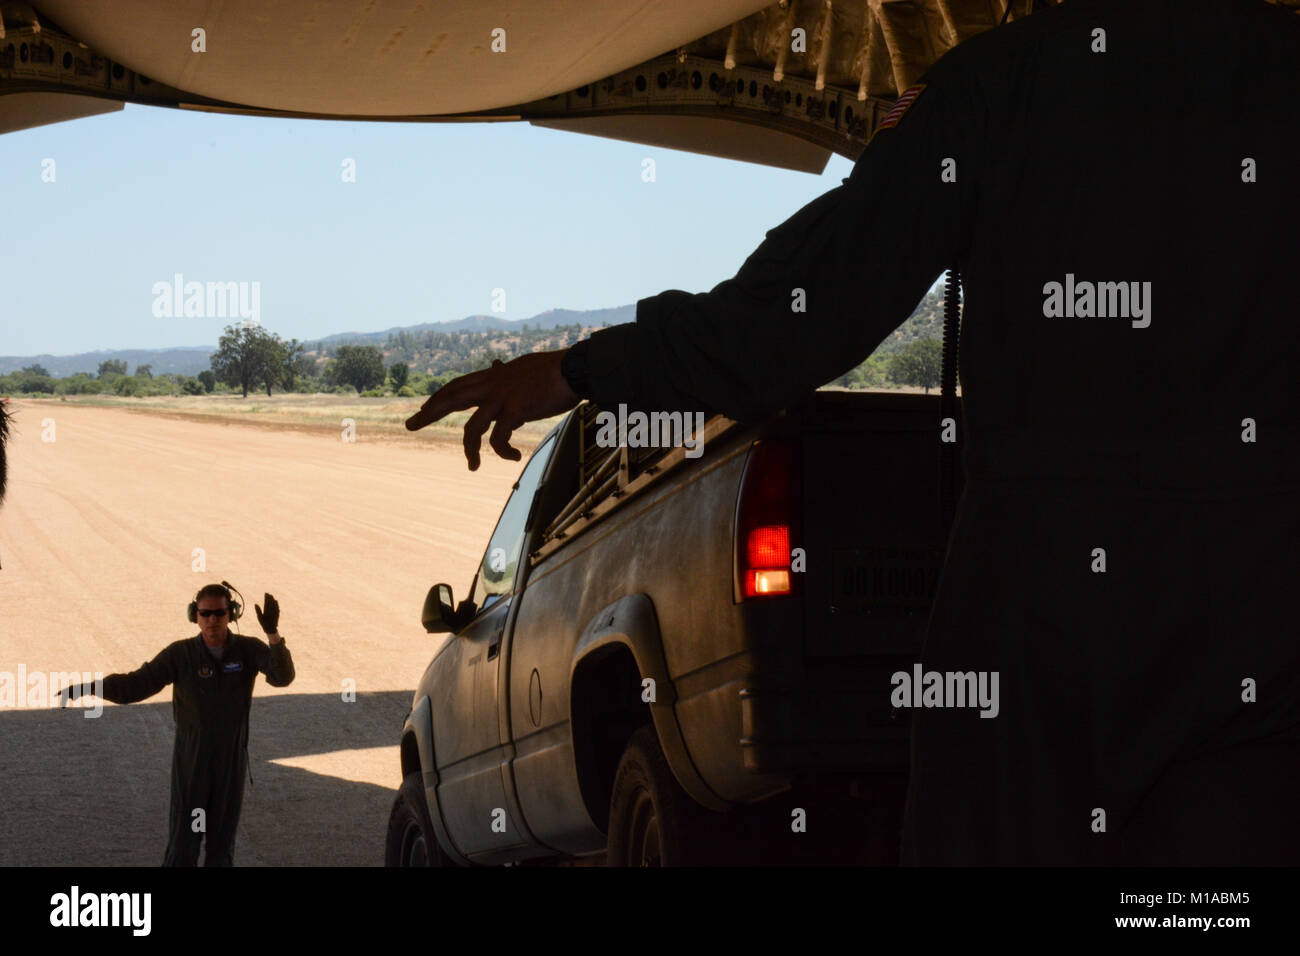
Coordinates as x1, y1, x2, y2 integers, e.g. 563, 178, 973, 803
386, 772, 453, 867
607, 725, 734, 866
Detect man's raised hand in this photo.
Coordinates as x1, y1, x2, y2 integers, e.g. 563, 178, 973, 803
404, 349, 580, 470
255, 593, 280, 637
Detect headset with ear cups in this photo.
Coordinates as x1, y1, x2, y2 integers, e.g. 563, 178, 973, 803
187, 580, 244, 624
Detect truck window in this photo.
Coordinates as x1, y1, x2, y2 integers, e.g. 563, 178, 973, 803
471, 434, 556, 611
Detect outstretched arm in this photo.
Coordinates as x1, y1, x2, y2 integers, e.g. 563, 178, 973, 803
583, 54, 983, 423
89, 645, 179, 704
406, 45, 983, 466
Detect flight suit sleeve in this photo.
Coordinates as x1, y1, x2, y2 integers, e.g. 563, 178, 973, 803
584, 44, 986, 423
253, 638, 295, 688
100, 643, 181, 704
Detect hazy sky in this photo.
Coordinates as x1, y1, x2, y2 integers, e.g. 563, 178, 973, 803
0, 101, 900, 356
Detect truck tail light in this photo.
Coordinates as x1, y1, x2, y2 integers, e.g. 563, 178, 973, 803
735, 439, 798, 600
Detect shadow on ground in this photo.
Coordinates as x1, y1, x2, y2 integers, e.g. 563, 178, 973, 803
0, 691, 412, 866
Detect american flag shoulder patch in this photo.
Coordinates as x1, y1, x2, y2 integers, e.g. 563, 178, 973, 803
876, 84, 927, 131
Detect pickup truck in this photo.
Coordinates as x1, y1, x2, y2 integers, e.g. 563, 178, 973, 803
386, 389, 963, 866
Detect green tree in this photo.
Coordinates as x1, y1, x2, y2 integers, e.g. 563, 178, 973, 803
196, 370, 216, 393
468, 349, 509, 373
210, 324, 280, 398
19, 372, 55, 394
328, 345, 385, 393
134, 363, 153, 379
887, 338, 943, 394
22, 363, 51, 377
257, 338, 285, 397
279, 338, 310, 392
832, 353, 886, 389
97, 359, 128, 378
388, 362, 409, 391
428, 370, 457, 395
251, 333, 314, 397
57, 373, 102, 395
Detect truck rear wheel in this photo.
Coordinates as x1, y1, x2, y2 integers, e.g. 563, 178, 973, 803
607, 725, 733, 866
386, 772, 453, 867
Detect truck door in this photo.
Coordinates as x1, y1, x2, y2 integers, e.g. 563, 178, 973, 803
432, 434, 555, 858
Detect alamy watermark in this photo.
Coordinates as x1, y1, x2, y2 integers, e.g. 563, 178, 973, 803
594, 404, 707, 459
890, 663, 999, 718
151, 274, 260, 327
50, 886, 150, 935
0, 667, 102, 717
1042, 273, 1151, 328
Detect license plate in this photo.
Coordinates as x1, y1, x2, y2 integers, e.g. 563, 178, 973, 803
832, 546, 942, 610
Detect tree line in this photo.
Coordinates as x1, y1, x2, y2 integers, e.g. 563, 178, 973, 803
2, 292, 953, 399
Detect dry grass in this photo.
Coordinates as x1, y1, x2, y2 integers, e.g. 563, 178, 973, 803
26, 393, 558, 450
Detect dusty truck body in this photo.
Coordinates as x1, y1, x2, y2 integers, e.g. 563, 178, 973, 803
387, 390, 963, 866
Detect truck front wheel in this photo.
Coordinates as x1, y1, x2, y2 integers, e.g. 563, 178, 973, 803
385, 772, 453, 867
607, 725, 731, 866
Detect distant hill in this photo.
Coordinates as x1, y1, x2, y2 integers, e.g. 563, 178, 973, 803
0, 291, 953, 379
0, 347, 215, 378
875, 286, 949, 355
307, 304, 635, 349
0, 304, 637, 377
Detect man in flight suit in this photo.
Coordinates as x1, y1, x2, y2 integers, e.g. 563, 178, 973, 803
0, 400, 9, 503
406, 0, 1300, 865
66, 584, 295, 865
0, 401, 7, 567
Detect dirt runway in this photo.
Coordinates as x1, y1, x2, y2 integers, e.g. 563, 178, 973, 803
0, 400, 525, 865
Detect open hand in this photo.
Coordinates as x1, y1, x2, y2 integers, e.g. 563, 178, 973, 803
55, 683, 92, 706
405, 350, 579, 470
256, 593, 280, 636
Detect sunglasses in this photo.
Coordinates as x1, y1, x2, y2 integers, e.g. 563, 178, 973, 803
198, 609, 229, 618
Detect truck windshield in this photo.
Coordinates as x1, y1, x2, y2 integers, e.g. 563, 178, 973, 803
471, 434, 556, 610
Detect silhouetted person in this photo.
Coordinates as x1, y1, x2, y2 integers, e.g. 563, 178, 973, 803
64, 584, 294, 865
1, 400, 9, 569
406, 0, 1300, 865
0, 399, 9, 503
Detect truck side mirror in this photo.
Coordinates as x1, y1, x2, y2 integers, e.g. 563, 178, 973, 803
421, 583, 458, 633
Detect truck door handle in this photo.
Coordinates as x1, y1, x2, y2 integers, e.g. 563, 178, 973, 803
488, 632, 502, 661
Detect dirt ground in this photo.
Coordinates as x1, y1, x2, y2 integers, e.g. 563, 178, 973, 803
0, 400, 529, 865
